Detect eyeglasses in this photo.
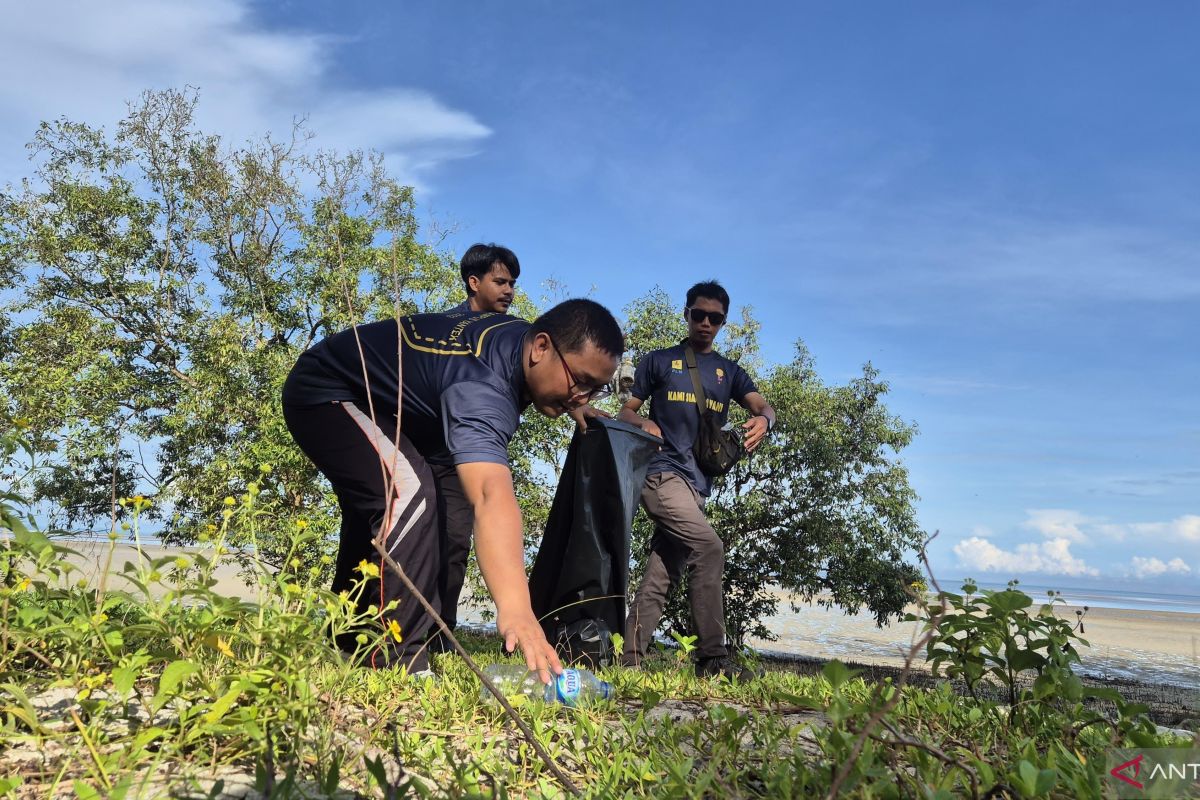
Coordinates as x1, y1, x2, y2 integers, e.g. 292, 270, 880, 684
687, 308, 727, 326
548, 336, 613, 403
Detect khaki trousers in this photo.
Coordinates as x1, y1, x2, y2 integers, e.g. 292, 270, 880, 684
623, 471, 728, 662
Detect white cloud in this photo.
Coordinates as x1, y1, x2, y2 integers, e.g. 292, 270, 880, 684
1099, 514, 1200, 545
1129, 556, 1192, 579
953, 536, 1099, 578
1022, 509, 1091, 543
0, 0, 489, 186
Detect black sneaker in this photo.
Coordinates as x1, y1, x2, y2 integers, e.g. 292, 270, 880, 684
695, 655, 761, 682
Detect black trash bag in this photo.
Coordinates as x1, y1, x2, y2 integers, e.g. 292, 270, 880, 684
529, 417, 660, 668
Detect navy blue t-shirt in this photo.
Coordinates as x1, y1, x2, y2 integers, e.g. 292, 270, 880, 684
632, 343, 757, 496
282, 311, 529, 466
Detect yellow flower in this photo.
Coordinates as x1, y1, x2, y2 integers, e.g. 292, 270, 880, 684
204, 634, 235, 658
356, 559, 380, 579
386, 619, 403, 643
16, 577, 32, 592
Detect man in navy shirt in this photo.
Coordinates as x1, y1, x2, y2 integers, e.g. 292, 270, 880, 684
282, 299, 621, 681
447, 242, 519, 315
618, 281, 775, 680
435, 243, 522, 651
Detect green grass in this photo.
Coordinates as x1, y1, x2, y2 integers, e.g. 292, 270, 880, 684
0, 488, 1194, 798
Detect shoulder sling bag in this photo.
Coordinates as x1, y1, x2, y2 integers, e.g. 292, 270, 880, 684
684, 346, 743, 477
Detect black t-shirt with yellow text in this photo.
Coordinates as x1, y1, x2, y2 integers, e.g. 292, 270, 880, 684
631, 343, 757, 496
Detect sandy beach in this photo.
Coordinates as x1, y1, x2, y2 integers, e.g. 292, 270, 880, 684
48, 541, 1200, 689
747, 597, 1200, 689
52, 540, 270, 600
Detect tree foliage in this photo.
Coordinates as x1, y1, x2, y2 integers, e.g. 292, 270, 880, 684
2, 89, 924, 641
0, 89, 491, 566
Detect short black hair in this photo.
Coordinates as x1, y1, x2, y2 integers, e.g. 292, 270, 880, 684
460, 243, 521, 296
686, 280, 730, 314
531, 299, 624, 358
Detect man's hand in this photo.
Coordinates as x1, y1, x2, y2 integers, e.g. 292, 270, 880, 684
567, 403, 611, 430
497, 608, 563, 685
617, 397, 662, 441
741, 415, 770, 452
637, 418, 663, 440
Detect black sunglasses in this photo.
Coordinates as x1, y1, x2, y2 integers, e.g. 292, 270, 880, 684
688, 308, 726, 326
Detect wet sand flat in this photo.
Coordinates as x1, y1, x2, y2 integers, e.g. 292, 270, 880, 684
748, 598, 1200, 688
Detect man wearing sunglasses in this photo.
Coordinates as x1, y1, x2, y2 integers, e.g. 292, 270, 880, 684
282, 299, 621, 683
618, 281, 775, 681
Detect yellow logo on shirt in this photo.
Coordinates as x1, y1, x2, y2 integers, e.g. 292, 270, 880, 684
671, 359, 683, 370
715, 368, 725, 384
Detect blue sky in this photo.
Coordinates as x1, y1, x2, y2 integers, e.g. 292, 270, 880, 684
3, 1, 1197, 592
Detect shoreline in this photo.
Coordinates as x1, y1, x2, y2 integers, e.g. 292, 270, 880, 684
745, 596, 1200, 691
50, 540, 1200, 692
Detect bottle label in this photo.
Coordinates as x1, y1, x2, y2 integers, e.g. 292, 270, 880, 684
555, 669, 581, 706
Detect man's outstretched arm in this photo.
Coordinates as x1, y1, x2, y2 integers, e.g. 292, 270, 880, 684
456, 460, 562, 684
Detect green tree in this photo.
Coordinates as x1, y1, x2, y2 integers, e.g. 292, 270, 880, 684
621, 289, 924, 648
1, 90, 926, 644
0, 89, 539, 568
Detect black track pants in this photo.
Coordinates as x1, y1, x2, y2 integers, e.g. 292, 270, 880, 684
283, 400, 440, 672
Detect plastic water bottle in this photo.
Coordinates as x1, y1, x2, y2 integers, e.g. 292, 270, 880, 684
480, 664, 613, 707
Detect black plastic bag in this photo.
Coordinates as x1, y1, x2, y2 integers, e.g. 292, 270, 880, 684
529, 417, 660, 668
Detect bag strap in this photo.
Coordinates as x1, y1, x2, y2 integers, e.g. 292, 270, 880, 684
683, 346, 708, 416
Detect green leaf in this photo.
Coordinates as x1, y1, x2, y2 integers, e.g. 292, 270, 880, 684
639, 689, 663, 711
1034, 768, 1057, 796
72, 781, 101, 800
111, 665, 138, 697
150, 659, 199, 711
363, 754, 390, 791
821, 659, 859, 689
1008, 649, 1046, 674
203, 682, 246, 724
130, 727, 166, 752
988, 590, 1033, 614
0, 682, 45, 735
0, 775, 25, 793
1017, 760, 1038, 795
